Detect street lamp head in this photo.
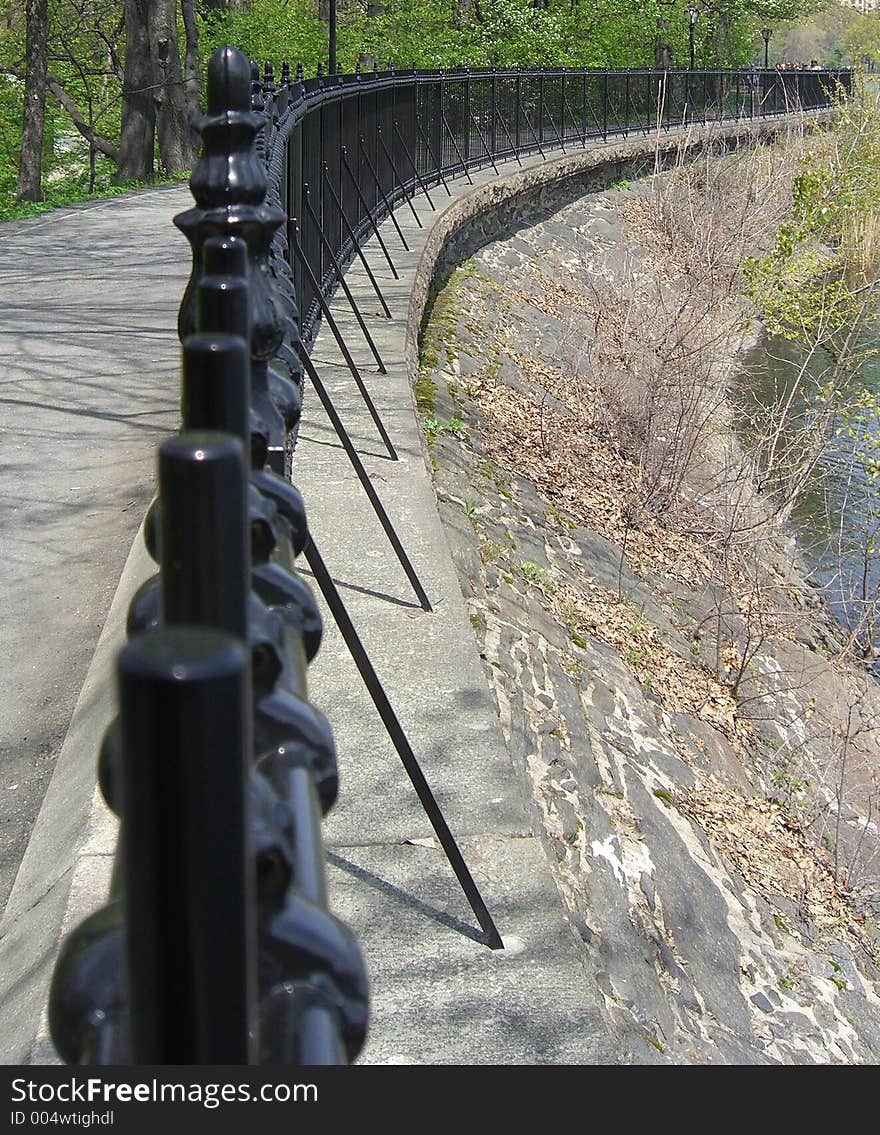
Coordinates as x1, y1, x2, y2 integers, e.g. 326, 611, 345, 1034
761, 27, 771, 44
688, 5, 699, 26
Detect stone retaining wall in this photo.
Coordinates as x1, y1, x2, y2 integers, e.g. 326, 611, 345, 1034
411, 127, 880, 1063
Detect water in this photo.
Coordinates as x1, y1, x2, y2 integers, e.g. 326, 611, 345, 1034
735, 329, 880, 663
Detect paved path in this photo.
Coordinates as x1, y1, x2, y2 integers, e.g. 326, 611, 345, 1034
0, 186, 191, 907
3, 115, 811, 1065
2, 114, 817, 1065
1, 159, 623, 1064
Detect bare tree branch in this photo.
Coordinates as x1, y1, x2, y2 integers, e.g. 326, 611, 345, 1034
47, 74, 120, 163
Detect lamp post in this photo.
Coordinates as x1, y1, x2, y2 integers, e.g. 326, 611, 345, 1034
761, 26, 771, 70
688, 6, 699, 71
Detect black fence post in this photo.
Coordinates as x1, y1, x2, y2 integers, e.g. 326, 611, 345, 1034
120, 624, 254, 1064
48, 44, 369, 1070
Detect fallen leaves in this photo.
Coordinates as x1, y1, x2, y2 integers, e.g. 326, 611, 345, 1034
552, 581, 750, 747
678, 775, 877, 966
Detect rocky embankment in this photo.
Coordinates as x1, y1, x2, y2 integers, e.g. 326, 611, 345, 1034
419, 182, 880, 1063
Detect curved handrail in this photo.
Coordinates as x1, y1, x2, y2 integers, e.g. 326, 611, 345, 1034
259, 65, 849, 341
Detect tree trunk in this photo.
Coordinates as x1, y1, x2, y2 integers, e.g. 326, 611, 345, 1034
117, 0, 156, 182
716, 14, 730, 69
117, 0, 192, 182
16, 0, 49, 202
181, 0, 200, 138
152, 0, 192, 175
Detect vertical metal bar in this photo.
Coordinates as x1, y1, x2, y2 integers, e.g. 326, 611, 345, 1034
181, 335, 250, 448
377, 127, 422, 225
582, 71, 588, 140
303, 184, 388, 372
441, 110, 474, 183
304, 535, 502, 950
563, 93, 586, 146
341, 146, 402, 271
299, 1008, 347, 1064
624, 70, 630, 136
464, 69, 471, 165
560, 69, 566, 143
120, 627, 255, 1064
494, 103, 523, 167
321, 163, 392, 317
537, 68, 544, 146
393, 118, 436, 208
515, 68, 522, 154
490, 69, 498, 159
159, 434, 249, 638
468, 108, 499, 174
538, 89, 565, 153
289, 225, 397, 458
437, 70, 446, 179
318, 81, 327, 295
415, 112, 452, 195
286, 107, 303, 330
288, 767, 328, 907
519, 98, 546, 158
296, 347, 431, 611
358, 135, 413, 247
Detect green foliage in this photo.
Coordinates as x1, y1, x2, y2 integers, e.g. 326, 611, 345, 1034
769, 766, 813, 807
742, 77, 880, 658
0, 0, 128, 211
519, 560, 555, 590
0, 0, 835, 215
415, 371, 438, 414
743, 78, 880, 341
205, 0, 826, 73
0, 75, 25, 201
423, 415, 464, 441
840, 13, 880, 67
200, 0, 327, 72
0, 157, 183, 223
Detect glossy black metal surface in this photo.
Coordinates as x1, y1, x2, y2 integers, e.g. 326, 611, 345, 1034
48, 45, 363, 1069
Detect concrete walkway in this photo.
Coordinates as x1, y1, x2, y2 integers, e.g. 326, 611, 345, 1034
0, 186, 192, 1061
0, 157, 622, 1063
0, 186, 191, 913
3, 117, 799, 1063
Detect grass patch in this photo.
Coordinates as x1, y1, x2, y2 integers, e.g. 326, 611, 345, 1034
415, 372, 438, 415
519, 561, 555, 591
481, 539, 507, 563
0, 165, 187, 223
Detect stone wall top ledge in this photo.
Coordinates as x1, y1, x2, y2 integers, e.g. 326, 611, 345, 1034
405, 108, 834, 375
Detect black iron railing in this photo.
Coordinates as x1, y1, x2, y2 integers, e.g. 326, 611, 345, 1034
48, 47, 368, 1067
261, 64, 849, 341
45, 48, 849, 1068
